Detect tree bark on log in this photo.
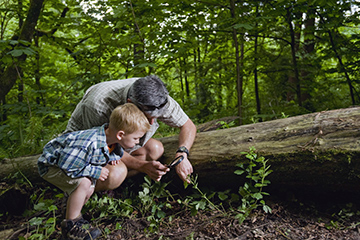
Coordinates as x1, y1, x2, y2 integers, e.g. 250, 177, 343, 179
163, 106, 360, 193
1, 107, 360, 193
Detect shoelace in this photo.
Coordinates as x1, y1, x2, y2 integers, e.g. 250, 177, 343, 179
74, 218, 89, 227
68, 219, 91, 237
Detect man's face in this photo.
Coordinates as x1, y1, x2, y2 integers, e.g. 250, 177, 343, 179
144, 113, 156, 125
127, 96, 168, 121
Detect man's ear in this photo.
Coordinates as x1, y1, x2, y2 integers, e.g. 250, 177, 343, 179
117, 130, 125, 140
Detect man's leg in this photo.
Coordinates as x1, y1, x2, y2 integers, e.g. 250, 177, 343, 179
94, 138, 164, 191
95, 160, 128, 192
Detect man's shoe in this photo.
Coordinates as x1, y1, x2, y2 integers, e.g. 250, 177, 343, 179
61, 216, 101, 240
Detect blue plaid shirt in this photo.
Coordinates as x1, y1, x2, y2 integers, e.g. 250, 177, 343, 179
38, 124, 123, 179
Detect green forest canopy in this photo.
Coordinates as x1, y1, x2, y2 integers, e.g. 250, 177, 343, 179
0, 0, 359, 159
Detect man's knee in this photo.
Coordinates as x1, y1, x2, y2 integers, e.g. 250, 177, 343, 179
131, 138, 164, 161
145, 138, 164, 160
95, 161, 127, 191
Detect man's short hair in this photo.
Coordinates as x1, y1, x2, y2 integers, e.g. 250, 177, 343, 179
109, 103, 150, 133
128, 75, 169, 108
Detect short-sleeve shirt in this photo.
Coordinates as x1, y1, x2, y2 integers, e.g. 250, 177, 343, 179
64, 78, 189, 151
38, 124, 123, 179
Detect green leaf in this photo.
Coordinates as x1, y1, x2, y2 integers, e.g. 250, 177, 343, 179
235, 163, 244, 168
9, 40, 19, 45
254, 183, 265, 187
191, 207, 198, 216
29, 217, 44, 226
157, 210, 166, 218
252, 192, 263, 200
34, 202, 47, 211
8, 49, 24, 57
218, 192, 228, 201
23, 48, 37, 56
263, 205, 272, 213
234, 169, 245, 175
48, 205, 58, 212
136, 62, 158, 68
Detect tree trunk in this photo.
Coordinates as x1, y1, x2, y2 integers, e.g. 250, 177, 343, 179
1, 107, 360, 193
254, 5, 261, 120
286, 8, 302, 107
300, 7, 315, 104
316, 12, 356, 105
229, 0, 243, 125
0, 0, 44, 101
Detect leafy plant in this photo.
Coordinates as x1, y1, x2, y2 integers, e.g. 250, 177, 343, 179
26, 204, 58, 240
138, 176, 175, 233
85, 193, 135, 220
184, 175, 226, 216
84, 176, 177, 234
323, 203, 360, 230
216, 120, 236, 130
233, 147, 273, 223
20, 188, 64, 240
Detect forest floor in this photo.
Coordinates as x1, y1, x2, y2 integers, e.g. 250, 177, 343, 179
1, 180, 360, 240
116, 203, 360, 240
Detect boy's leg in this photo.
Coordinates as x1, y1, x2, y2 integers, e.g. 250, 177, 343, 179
66, 177, 93, 219
41, 168, 101, 239
62, 177, 101, 240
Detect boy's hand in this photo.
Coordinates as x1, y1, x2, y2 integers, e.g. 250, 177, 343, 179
99, 167, 109, 181
109, 159, 121, 165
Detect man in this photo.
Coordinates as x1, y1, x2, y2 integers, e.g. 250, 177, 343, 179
65, 75, 197, 190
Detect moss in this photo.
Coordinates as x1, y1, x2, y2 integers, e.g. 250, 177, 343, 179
263, 149, 360, 164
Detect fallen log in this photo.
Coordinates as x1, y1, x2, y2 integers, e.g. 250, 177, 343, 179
1, 107, 360, 193
162, 106, 360, 193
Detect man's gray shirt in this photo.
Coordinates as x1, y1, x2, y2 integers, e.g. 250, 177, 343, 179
65, 78, 189, 152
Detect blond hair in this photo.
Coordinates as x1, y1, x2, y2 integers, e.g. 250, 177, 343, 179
109, 103, 150, 133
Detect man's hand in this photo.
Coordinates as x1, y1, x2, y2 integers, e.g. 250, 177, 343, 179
142, 161, 169, 182
176, 119, 196, 183
175, 153, 193, 183
99, 167, 109, 181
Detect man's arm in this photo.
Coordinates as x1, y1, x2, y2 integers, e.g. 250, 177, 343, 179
175, 118, 197, 183
120, 151, 169, 181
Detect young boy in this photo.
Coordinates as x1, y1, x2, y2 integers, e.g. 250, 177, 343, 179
38, 103, 150, 240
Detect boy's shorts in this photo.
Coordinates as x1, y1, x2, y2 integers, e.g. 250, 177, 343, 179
42, 167, 95, 195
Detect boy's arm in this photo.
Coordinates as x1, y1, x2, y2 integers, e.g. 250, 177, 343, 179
58, 146, 103, 179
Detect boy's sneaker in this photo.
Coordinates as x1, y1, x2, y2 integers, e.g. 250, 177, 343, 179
61, 216, 101, 240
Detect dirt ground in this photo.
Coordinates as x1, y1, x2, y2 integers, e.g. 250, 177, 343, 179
111, 208, 360, 239
2, 181, 360, 240
109, 195, 360, 240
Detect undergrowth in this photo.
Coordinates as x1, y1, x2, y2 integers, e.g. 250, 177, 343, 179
4, 147, 274, 239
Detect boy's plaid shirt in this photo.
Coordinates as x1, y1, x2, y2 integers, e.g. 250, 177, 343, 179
38, 124, 123, 179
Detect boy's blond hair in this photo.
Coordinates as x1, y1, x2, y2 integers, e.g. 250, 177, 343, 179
109, 103, 150, 133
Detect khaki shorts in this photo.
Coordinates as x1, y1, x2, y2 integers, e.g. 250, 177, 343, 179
42, 167, 94, 195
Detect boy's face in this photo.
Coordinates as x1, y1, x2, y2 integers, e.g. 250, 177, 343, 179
119, 130, 146, 149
